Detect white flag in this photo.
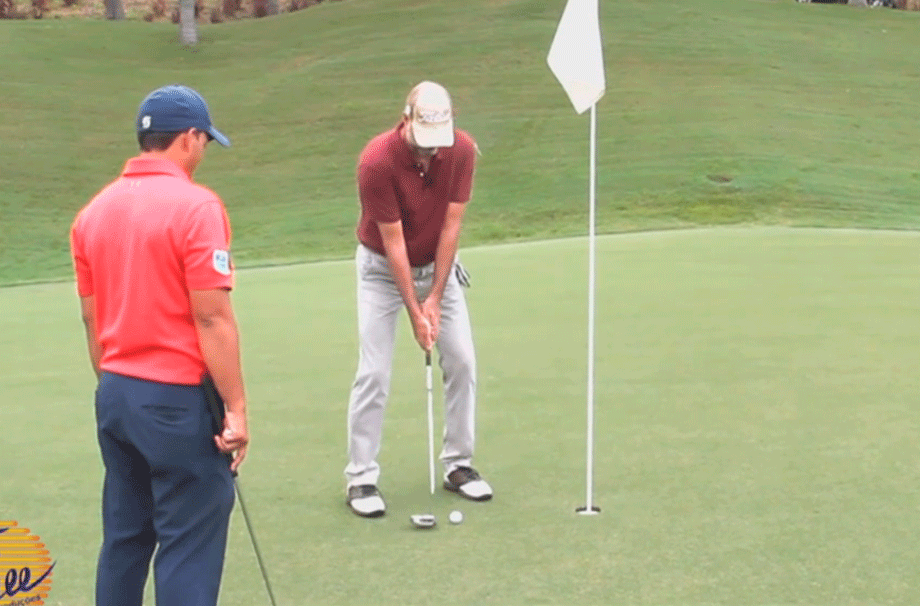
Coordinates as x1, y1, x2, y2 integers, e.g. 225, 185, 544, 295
547, 0, 606, 114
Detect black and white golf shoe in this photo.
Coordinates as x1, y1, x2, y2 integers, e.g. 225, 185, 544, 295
346, 484, 386, 518
444, 467, 493, 502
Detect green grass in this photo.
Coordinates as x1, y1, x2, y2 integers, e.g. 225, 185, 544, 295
2, 0, 920, 284
3, 3, 920, 602
3, 228, 920, 605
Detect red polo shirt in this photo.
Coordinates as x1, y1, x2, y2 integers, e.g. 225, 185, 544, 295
70, 156, 234, 385
356, 123, 476, 267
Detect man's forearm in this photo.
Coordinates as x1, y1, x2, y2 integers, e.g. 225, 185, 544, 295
430, 221, 462, 302
195, 316, 246, 415
82, 324, 102, 379
79, 298, 102, 379
381, 238, 424, 318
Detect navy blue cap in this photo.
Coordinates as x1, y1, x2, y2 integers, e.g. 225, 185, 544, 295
136, 84, 231, 147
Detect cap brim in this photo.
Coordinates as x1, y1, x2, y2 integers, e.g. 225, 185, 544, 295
411, 121, 454, 148
206, 126, 231, 147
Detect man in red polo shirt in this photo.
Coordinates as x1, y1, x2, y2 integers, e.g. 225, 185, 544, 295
71, 85, 248, 606
345, 81, 492, 517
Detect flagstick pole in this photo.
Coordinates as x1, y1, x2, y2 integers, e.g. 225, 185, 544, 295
578, 103, 600, 516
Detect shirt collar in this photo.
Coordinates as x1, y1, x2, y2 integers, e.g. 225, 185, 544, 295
121, 156, 191, 180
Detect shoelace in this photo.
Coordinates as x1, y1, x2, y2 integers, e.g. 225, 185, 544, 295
453, 468, 481, 483
351, 485, 379, 498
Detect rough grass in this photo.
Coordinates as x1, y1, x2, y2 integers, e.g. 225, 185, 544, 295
1, 0, 919, 285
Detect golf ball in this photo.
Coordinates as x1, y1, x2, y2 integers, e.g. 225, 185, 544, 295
449, 510, 463, 524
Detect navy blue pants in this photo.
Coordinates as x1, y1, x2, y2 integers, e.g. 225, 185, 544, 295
94, 372, 235, 606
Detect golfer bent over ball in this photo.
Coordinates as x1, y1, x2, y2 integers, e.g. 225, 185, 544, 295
345, 81, 492, 517
71, 85, 249, 606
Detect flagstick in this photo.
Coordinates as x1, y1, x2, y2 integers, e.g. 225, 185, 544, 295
578, 103, 600, 516
546, 0, 605, 517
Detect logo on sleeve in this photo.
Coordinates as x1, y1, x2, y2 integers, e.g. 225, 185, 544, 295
212, 250, 232, 276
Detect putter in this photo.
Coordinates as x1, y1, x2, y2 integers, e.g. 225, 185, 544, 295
410, 350, 437, 530
202, 376, 279, 606
410, 513, 436, 528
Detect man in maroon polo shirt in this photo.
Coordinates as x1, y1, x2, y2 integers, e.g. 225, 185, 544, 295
344, 81, 492, 517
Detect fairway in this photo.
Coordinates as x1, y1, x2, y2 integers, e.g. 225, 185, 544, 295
3, 227, 919, 605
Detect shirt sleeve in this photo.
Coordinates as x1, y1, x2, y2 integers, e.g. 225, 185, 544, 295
358, 163, 401, 224
70, 214, 93, 297
449, 134, 477, 203
183, 198, 235, 291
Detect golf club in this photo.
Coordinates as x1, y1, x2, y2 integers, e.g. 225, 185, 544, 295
202, 375, 279, 605
410, 350, 437, 530
426, 350, 436, 496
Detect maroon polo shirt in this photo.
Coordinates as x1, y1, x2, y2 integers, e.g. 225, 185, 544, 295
356, 122, 476, 267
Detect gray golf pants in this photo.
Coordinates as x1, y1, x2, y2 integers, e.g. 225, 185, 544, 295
345, 244, 477, 488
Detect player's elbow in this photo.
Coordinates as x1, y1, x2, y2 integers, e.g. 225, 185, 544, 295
190, 288, 235, 328
79, 297, 96, 327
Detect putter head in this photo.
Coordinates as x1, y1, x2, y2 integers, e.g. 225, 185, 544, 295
410, 514, 436, 529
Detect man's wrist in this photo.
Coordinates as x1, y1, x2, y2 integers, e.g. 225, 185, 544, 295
427, 288, 444, 305
224, 400, 247, 415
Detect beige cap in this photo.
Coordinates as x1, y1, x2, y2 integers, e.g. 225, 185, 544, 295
404, 81, 455, 148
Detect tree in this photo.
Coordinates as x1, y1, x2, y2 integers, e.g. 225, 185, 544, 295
252, 0, 279, 16
179, 0, 197, 45
104, 0, 124, 19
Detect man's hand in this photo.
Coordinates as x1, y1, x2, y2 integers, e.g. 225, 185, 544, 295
420, 296, 441, 343
215, 408, 249, 473
411, 310, 434, 352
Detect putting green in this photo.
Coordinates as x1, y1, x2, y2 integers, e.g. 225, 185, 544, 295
2, 227, 918, 605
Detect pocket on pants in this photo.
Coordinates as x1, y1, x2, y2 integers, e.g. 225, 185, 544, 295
141, 403, 200, 440
142, 403, 187, 424
359, 245, 391, 280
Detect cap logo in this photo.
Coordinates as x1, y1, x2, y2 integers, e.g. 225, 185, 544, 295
415, 108, 451, 124
141, 116, 151, 130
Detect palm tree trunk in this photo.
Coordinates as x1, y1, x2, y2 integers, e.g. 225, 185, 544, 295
104, 0, 125, 19
179, 0, 198, 45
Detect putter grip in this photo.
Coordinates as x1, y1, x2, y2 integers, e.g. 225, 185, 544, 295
201, 374, 238, 477
425, 351, 431, 366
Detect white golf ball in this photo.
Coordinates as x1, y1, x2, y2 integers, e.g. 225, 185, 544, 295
449, 510, 463, 524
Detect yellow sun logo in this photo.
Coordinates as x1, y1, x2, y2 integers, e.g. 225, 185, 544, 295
0, 521, 54, 606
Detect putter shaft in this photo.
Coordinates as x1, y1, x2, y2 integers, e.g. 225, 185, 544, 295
425, 351, 435, 495
235, 479, 278, 606
202, 378, 278, 605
